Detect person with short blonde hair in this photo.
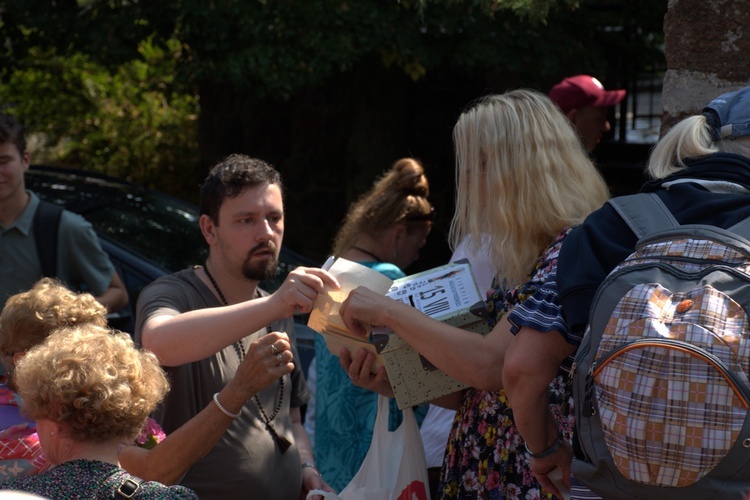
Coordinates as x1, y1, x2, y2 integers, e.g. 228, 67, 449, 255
17, 325, 168, 442
337, 89, 609, 498
1, 324, 196, 498
0, 278, 293, 486
0, 278, 107, 374
557, 85, 750, 499
0, 278, 108, 480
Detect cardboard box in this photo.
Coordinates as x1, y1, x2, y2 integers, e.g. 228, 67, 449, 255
308, 258, 490, 409
373, 260, 489, 409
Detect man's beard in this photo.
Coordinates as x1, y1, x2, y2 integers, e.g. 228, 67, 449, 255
242, 242, 279, 281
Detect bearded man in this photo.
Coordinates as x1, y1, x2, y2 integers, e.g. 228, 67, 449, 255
135, 155, 338, 499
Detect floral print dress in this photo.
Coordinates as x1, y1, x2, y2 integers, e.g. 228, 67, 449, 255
439, 229, 580, 499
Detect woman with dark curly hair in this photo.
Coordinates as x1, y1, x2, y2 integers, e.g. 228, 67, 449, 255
308, 157, 434, 491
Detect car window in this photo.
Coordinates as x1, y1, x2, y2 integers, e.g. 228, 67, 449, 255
27, 167, 207, 273
83, 194, 207, 273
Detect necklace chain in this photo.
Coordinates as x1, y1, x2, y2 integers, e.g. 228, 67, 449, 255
203, 262, 245, 358
202, 262, 290, 453
203, 262, 228, 304
351, 245, 383, 262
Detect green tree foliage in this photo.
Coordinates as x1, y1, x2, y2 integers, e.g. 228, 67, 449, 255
0, 36, 199, 195
0, 0, 667, 264
1, 0, 580, 97
0, 0, 586, 195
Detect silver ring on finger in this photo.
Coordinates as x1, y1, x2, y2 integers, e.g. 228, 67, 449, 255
270, 344, 279, 355
276, 353, 284, 366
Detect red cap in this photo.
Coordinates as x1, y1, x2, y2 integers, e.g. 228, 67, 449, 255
548, 75, 626, 115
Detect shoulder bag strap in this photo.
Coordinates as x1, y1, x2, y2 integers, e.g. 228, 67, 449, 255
32, 200, 64, 277
115, 474, 142, 499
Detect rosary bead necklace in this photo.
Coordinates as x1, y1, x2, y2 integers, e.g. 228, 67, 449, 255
203, 262, 291, 453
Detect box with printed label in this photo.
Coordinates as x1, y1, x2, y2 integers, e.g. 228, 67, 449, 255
372, 260, 489, 409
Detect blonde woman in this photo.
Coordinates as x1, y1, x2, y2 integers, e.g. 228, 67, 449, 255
338, 89, 609, 498
0, 278, 292, 486
1, 324, 196, 498
0, 279, 108, 479
312, 158, 434, 491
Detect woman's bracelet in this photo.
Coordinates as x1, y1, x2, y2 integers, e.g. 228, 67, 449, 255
525, 431, 564, 459
212, 392, 241, 419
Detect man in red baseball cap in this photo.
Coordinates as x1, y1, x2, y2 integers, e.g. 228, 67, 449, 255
549, 75, 626, 153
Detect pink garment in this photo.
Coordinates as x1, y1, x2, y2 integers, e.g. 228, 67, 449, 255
0, 384, 166, 482
0, 384, 48, 480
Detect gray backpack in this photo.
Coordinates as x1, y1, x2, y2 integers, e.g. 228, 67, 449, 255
572, 192, 750, 499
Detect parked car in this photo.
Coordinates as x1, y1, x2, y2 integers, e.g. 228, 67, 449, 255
26, 165, 318, 375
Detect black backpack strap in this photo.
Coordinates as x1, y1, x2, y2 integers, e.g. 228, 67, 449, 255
32, 200, 63, 278
607, 193, 679, 238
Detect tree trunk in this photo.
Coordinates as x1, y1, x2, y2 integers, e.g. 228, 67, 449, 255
662, 0, 750, 133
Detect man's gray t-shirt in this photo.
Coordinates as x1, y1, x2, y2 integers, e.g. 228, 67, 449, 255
135, 268, 310, 499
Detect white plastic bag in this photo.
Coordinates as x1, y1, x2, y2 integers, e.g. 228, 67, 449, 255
307, 395, 430, 500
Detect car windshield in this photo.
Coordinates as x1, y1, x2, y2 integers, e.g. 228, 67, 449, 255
84, 193, 207, 273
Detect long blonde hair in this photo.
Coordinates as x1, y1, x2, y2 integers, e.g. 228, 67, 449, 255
449, 90, 610, 288
332, 158, 432, 256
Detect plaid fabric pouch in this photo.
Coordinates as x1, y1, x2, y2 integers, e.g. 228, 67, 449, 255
572, 193, 750, 499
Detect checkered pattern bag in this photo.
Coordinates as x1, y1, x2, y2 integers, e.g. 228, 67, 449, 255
572, 193, 750, 499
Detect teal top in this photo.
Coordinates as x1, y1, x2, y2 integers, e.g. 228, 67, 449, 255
313, 260, 427, 492
363, 261, 403, 279
0, 191, 115, 310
